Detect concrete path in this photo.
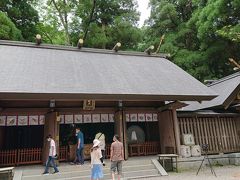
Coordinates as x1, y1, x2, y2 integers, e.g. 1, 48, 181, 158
142, 165, 240, 180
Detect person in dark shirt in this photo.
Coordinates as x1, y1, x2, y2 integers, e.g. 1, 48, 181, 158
71, 127, 84, 165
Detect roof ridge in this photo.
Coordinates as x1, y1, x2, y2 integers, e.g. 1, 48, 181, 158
0, 40, 168, 58
207, 72, 240, 87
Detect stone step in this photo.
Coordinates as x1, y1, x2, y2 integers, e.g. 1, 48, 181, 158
22, 169, 159, 180
22, 163, 155, 176
21, 159, 153, 175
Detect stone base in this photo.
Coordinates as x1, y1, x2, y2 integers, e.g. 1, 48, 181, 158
173, 153, 238, 171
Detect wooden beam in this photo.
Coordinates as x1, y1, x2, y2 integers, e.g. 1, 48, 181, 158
114, 111, 128, 159
158, 101, 188, 112
229, 58, 240, 69
42, 112, 60, 165
172, 110, 181, 155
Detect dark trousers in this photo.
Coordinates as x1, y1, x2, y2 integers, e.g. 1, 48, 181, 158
101, 150, 106, 159
75, 148, 84, 164
44, 156, 59, 173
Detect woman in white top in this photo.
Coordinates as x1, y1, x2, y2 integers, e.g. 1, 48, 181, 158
91, 139, 104, 180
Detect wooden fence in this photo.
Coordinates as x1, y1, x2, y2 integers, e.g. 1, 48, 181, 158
0, 141, 160, 167
178, 116, 240, 154
17, 148, 42, 165
128, 141, 160, 156
59, 146, 68, 162
0, 146, 68, 167
0, 149, 17, 167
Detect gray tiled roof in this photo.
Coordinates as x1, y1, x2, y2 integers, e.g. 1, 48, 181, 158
0, 41, 217, 101
182, 72, 240, 111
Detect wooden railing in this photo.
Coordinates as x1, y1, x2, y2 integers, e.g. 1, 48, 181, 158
0, 146, 68, 167
0, 142, 159, 166
0, 150, 17, 167
128, 141, 160, 157
59, 146, 68, 162
178, 116, 240, 154
18, 148, 42, 165
106, 144, 111, 159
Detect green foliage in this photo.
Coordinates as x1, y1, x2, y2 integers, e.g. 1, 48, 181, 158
36, 23, 66, 45
0, 11, 22, 40
217, 25, 240, 42
144, 0, 240, 81
0, 0, 39, 42
77, 0, 141, 50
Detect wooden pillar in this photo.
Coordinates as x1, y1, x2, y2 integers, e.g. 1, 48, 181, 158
0, 127, 5, 149
114, 110, 128, 160
158, 110, 177, 154
42, 112, 60, 164
172, 109, 181, 155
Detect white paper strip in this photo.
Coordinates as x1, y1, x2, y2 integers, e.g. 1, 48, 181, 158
29, 116, 39, 125
65, 115, 74, 124
0, 116, 6, 126
84, 114, 92, 123
126, 114, 130, 122
92, 114, 100, 123
7, 116, 17, 126
74, 114, 83, 124
39, 115, 45, 125
138, 114, 145, 122
146, 113, 153, 121
18, 116, 28, 126
153, 113, 158, 121
130, 114, 137, 122
100, 114, 108, 123
60, 115, 64, 124
109, 114, 114, 122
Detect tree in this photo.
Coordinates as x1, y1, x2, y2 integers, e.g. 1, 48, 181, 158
0, 0, 39, 42
217, 25, 240, 42
144, 0, 240, 81
45, 0, 79, 45
77, 0, 142, 50
0, 11, 22, 40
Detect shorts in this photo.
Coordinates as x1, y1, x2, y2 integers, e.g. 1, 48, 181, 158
110, 161, 122, 175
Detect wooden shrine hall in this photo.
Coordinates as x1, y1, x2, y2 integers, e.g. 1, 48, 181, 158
178, 72, 240, 154
0, 40, 216, 167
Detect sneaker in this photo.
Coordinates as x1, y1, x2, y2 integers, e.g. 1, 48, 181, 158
53, 171, 59, 174
42, 172, 49, 175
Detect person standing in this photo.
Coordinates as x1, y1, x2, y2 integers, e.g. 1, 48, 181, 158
43, 134, 59, 175
90, 139, 104, 180
95, 132, 106, 159
110, 135, 124, 180
72, 127, 84, 165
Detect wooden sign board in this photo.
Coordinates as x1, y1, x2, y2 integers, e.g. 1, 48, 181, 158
83, 100, 95, 110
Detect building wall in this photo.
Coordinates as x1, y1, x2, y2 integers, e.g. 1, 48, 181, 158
178, 114, 240, 154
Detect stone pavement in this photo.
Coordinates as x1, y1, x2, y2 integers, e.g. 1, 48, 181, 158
141, 165, 240, 180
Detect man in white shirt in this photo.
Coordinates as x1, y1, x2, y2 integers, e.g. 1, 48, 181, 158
43, 134, 59, 175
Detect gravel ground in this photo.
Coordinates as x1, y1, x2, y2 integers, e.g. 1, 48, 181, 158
141, 165, 240, 180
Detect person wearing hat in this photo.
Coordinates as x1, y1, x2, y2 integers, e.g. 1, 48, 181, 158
95, 132, 106, 159
90, 139, 104, 180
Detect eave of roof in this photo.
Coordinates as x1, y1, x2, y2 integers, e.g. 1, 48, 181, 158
183, 72, 240, 111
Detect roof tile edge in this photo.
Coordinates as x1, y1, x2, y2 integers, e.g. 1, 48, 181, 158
0, 40, 168, 58
207, 71, 240, 87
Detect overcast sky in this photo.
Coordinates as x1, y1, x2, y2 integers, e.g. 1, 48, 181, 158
137, 0, 151, 27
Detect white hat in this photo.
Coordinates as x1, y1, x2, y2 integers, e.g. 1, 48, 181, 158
93, 139, 101, 148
